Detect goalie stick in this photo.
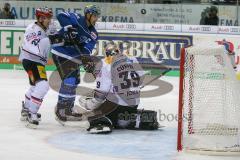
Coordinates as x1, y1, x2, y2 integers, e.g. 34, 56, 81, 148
140, 68, 173, 89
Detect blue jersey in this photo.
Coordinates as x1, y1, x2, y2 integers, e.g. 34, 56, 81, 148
51, 12, 98, 60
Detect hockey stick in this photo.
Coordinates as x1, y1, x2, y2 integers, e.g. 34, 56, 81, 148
140, 68, 173, 89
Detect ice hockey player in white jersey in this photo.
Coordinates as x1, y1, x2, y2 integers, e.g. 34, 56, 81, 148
78, 42, 159, 134
19, 7, 53, 128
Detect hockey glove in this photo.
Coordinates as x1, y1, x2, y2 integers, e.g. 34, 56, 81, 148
81, 55, 96, 73
48, 33, 64, 44
63, 25, 79, 45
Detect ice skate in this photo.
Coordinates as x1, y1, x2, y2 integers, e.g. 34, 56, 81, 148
55, 103, 82, 126
26, 113, 40, 129
20, 101, 41, 121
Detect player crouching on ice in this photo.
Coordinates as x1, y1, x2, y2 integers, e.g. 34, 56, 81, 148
19, 8, 53, 128
76, 42, 160, 134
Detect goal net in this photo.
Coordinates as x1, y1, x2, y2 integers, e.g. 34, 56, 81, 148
177, 43, 240, 155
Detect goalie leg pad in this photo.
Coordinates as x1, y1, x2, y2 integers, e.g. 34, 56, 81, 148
127, 110, 159, 130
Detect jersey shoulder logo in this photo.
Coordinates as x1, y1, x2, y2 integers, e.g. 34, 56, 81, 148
90, 31, 97, 40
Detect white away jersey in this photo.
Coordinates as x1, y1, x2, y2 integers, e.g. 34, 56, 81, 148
94, 54, 145, 106
19, 22, 51, 65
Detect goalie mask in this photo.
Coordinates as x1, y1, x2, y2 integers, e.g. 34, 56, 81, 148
105, 42, 120, 57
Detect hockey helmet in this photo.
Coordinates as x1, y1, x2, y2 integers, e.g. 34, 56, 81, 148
84, 5, 101, 17
36, 7, 53, 18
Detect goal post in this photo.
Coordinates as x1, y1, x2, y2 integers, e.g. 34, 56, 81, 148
177, 43, 240, 155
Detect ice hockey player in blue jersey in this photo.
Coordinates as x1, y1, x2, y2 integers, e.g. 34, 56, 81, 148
51, 5, 100, 123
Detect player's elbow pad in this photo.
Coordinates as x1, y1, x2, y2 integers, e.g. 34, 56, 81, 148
57, 12, 72, 27
69, 13, 80, 27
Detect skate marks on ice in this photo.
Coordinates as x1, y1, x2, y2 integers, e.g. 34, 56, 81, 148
48, 128, 176, 160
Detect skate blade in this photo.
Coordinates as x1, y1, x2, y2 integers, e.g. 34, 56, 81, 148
89, 127, 112, 134
25, 123, 38, 129
55, 117, 65, 126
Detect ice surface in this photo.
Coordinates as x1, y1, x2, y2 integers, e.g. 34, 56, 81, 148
48, 128, 176, 160
0, 70, 239, 160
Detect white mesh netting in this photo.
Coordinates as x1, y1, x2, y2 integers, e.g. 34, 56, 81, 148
181, 44, 240, 153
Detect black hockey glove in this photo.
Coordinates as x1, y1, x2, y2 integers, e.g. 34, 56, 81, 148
63, 26, 79, 45
80, 55, 101, 75
48, 33, 64, 44
81, 55, 96, 73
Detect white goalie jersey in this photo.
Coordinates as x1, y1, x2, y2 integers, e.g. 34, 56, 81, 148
19, 22, 51, 65
94, 54, 145, 107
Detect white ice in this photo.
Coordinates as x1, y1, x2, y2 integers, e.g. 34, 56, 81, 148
0, 70, 239, 160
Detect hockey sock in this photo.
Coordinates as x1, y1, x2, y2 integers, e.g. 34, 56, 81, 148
58, 77, 77, 108
24, 86, 35, 109
29, 96, 42, 114
29, 81, 49, 114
